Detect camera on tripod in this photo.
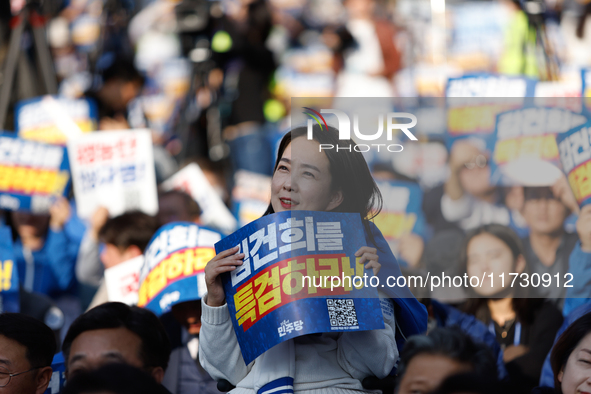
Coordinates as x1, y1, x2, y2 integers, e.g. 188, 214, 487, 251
175, 0, 212, 34
522, 0, 547, 25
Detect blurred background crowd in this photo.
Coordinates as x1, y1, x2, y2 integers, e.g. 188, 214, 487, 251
2, 0, 591, 393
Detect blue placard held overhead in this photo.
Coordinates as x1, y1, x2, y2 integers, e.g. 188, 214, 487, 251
556, 121, 591, 207
445, 74, 537, 150
0, 133, 71, 213
490, 107, 587, 186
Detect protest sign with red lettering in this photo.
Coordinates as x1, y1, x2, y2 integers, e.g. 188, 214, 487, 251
68, 129, 158, 219
104, 255, 144, 306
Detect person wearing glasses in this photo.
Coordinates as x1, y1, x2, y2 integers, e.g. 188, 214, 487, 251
0, 313, 56, 394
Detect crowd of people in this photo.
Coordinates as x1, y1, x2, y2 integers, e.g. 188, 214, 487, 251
2, 0, 591, 393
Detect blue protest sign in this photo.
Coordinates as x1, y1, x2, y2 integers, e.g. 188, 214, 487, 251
44, 352, 66, 394
373, 180, 426, 267
491, 107, 587, 185
556, 121, 591, 207
216, 211, 384, 365
0, 133, 70, 213
0, 225, 19, 313
445, 74, 536, 149
139, 222, 223, 315
15, 96, 97, 145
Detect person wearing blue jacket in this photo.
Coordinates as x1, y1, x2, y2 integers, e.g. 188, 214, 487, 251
564, 205, 591, 315
9, 197, 80, 297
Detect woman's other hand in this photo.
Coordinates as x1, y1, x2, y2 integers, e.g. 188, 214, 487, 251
355, 246, 380, 276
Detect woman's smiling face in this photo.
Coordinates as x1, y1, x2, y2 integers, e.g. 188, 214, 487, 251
558, 332, 591, 394
271, 137, 343, 213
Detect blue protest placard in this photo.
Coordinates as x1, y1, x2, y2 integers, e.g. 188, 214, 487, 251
139, 222, 223, 315
491, 107, 588, 186
44, 352, 66, 394
445, 74, 536, 149
373, 180, 426, 266
0, 225, 20, 313
15, 96, 97, 145
556, 121, 591, 207
216, 211, 384, 365
0, 133, 71, 213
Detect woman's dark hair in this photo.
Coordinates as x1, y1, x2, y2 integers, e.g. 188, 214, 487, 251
396, 327, 497, 390
550, 312, 591, 393
263, 125, 383, 243
62, 302, 171, 372
62, 363, 169, 394
459, 224, 540, 324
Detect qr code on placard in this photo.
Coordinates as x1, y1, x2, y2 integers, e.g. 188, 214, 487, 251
327, 299, 358, 327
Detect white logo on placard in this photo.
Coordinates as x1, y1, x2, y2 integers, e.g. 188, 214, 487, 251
159, 291, 180, 311
278, 319, 304, 337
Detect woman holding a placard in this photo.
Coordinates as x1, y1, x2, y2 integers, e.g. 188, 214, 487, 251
199, 125, 427, 394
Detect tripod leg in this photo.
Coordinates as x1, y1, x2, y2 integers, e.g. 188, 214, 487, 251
0, 12, 27, 129
17, 50, 38, 99
31, 11, 58, 95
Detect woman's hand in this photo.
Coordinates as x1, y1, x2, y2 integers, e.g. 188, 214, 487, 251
204, 246, 244, 307
355, 246, 380, 276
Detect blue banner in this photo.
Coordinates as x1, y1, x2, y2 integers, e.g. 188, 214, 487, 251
44, 352, 66, 394
216, 211, 384, 365
491, 107, 588, 185
556, 121, 591, 207
139, 222, 223, 315
0, 225, 20, 313
0, 133, 71, 212
373, 180, 426, 266
15, 96, 97, 145
445, 74, 537, 149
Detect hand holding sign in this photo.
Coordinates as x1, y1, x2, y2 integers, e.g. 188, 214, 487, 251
49, 197, 71, 231
354, 247, 380, 276
204, 245, 244, 307
89, 206, 109, 240
551, 175, 580, 215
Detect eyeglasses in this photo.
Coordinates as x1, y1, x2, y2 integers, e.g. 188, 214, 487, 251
464, 154, 488, 170
0, 366, 40, 387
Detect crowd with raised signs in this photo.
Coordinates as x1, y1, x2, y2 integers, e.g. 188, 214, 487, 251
3, 0, 591, 394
